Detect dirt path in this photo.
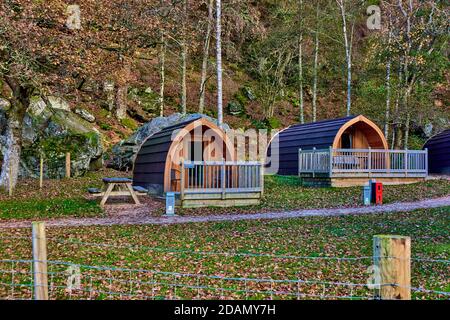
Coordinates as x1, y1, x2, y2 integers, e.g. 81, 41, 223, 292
0, 196, 449, 229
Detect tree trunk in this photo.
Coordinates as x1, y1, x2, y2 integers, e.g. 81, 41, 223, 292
199, 0, 214, 114
180, 0, 188, 115
216, 0, 223, 127
159, 32, 166, 117
312, 2, 320, 122
298, 0, 304, 124
0, 96, 28, 191
337, 0, 352, 116
384, 14, 392, 140
115, 85, 128, 120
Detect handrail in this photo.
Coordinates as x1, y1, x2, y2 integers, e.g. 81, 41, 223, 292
181, 160, 263, 192
298, 148, 428, 178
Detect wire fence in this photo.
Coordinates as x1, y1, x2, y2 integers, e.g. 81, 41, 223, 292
0, 231, 448, 301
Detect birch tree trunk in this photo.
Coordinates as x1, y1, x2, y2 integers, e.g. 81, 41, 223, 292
198, 0, 214, 114
384, 14, 393, 140
180, 0, 188, 115
398, 0, 412, 149
337, 0, 352, 116
216, 0, 223, 127
159, 31, 166, 117
312, 2, 320, 122
298, 0, 304, 124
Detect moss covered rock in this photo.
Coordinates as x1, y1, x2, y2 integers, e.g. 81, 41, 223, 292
1, 100, 104, 179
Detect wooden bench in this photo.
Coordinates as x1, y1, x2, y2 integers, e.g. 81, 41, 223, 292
89, 178, 144, 207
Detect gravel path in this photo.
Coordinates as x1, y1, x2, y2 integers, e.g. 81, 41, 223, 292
0, 196, 449, 229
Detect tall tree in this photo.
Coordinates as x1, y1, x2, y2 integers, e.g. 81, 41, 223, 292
336, 0, 354, 116
198, 0, 214, 114
216, 0, 223, 127
180, 0, 188, 114
298, 0, 304, 124
312, 2, 320, 122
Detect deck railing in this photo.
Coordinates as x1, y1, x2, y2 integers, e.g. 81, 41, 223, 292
181, 160, 263, 194
299, 148, 428, 178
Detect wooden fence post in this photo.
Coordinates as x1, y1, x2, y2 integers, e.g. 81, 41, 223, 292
39, 156, 44, 189
65, 152, 71, 178
373, 235, 411, 300
32, 222, 49, 300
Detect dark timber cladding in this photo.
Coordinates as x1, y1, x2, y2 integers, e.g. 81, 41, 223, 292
268, 116, 357, 175
133, 117, 201, 194
424, 129, 450, 174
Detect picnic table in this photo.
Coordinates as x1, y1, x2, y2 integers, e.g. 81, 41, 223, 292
90, 178, 142, 207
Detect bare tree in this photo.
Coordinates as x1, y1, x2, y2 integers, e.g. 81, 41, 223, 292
384, 12, 393, 139
298, 0, 304, 124
198, 0, 214, 114
216, 0, 223, 127
159, 31, 166, 117
336, 0, 353, 116
312, 2, 320, 122
180, 0, 188, 114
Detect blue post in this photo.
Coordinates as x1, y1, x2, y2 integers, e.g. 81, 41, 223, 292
362, 184, 371, 206
163, 192, 177, 217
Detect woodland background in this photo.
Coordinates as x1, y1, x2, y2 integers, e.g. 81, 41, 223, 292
0, 0, 448, 188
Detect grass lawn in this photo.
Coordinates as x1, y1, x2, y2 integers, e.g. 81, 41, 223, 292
180, 175, 450, 215
0, 206, 448, 299
0, 172, 449, 220
0, 169, 130, 221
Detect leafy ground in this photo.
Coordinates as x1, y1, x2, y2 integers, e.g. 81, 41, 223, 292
179, 176, 450, 216
0, 207, 448, 300
0, 169, 130, 220
0, 172, 449, 220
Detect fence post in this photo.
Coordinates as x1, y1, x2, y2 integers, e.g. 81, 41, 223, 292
39, 156, 44, 189
32, 222, 49, 300
65, 152, 71, 178
368, 147, 372, 178
424, 148, 428, 175
373, 235, 411, 300
180, 158, 185, 202
221, 158, 226, 200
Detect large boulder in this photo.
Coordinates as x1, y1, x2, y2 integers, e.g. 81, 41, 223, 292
111, 113, 230, 170
0, 98, 103, 179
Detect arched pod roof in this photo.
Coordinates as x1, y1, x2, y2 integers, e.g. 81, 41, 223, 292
423, 128, 450, 174
267, 115, 388, 175
133, 116, 234, 194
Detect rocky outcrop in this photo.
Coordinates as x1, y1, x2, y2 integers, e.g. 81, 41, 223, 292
111, 113, 230, 170
0, 98, 103, 178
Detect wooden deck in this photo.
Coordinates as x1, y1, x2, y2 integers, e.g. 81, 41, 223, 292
177, 161, 263, 208
298, 148, 428, 186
